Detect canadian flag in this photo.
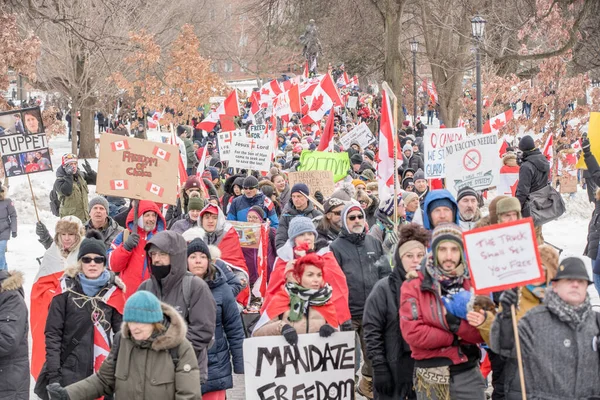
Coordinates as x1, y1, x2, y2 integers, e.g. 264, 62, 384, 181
483, 109, 514, 134
273, 84, 301, 117
259, 80, 283, 108
146, 182, 164, 197
457, 117, 466, 128
376, 90, 398, 201
423, 79, 438, 103
498, 165, 520, 196
336, 71, 350, 87
317, 108, 336, 151
543, 133, 553, 165
349, 75, 359, 88
111, 140, 130, 152
197, 90, 240, 132
302, 61, 309, 81
572, 139, 582, 152
110, 179, 128, 190
152, 146, 171, 161
300, 74, 343, 125
252, 224, 270, 299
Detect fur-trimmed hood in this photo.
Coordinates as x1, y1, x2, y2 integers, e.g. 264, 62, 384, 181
121, 302, 187, 351
54, 215, 86, 245
0, 270, 24, 292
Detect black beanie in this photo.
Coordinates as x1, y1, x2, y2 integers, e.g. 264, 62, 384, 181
350, 154, 363, 165
243, 176, 259, 189
77, 230, 107, 263
187, 238, 211, 261
519, 135, 535, 151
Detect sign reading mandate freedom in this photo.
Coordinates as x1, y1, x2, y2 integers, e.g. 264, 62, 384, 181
244, 332, 355, 400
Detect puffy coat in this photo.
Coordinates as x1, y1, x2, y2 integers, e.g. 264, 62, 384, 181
363, 254, 414, 400
138, 231, 217, 384
515, 148, 550, 214
44, 269, 124, 387
182, 137, 197, 169
422, 189, 460, 230
227, 192, 279, 228
107, 200, 166, 296
0, 270, 29, 400
275, 201, 322, 249
399, 266, 482, 366
202, 265, 245, 394
0, 194, 16, 241
54, 165, 94, 223
66, 303, 201, 400
84, 217, 123, 250
170, 214, 201, 234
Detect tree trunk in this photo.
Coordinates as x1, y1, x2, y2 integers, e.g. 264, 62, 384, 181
383, 2, 405, 124
79, 96, 96, 158
71, 102, 79, 155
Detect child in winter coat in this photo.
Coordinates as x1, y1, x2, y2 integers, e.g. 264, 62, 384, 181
0, 186, 17, 270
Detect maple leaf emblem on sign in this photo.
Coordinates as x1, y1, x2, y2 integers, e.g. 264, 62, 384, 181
158, 149, 165, 156
310, 94, 324, 112
116, 182, 122, 187
491, 118, 504, 131
116, 142, 123, 148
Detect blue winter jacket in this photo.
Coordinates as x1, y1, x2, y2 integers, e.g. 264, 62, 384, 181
226, 192, 279, 228
422, 189, 460, 230
202, 264, 245, 394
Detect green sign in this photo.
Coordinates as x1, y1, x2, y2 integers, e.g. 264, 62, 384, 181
297, 150, 350, 182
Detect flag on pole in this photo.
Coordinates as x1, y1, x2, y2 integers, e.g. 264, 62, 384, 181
317, 108, 336, 151
300, 74, 343, 125
302, 61, 309, 81
252, 224, 270, 299
377, 90, 396, 200
543, 133, 553, 165
483, 109, 514, 134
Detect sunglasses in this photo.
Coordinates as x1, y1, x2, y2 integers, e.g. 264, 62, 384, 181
81, 256, 105, 264
348, 214, 364, 221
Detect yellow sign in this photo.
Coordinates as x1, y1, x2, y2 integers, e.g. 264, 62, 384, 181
576, 112, 600, 169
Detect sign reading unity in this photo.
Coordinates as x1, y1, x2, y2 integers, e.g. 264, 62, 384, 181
444, 133, 501, 197
243, 332, 355, 400
297, 150, 350, 182
462, 218, 544, 294
96, 134, 179, 205
339, 122, 375, 150
229, 136, 273, 172
423, 127, 465, 179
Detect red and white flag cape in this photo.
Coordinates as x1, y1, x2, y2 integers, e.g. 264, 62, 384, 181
376, 90, 399, 200
483, 109, 514, 134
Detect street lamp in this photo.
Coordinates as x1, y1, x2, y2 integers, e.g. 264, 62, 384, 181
471, 15, 486, 134
410, 38, 419, 125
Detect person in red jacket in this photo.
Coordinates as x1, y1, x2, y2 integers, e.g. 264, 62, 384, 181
107, 200, 165, 298
400, 223, 484, 400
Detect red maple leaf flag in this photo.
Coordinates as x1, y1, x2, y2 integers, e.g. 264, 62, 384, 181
146, 182, 164, 197
300, 74, 343, 125
110, 179, 128, 190
219, 90, 241, 131
376, 90, 396, 200
110, 140, 130, 152
152, 146, 171, 161
317, 108, 336, 151
310, 94, 325, 112
483, 109, 514, 134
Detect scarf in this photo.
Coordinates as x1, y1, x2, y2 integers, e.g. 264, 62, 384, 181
424, 253, 465, 296
526, 283, 547, 300
284, 282, 333, 322
545, 289, 591, 329
78, 269, 110, 297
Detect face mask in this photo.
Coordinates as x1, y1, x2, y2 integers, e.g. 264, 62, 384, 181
151, 264, 171, 280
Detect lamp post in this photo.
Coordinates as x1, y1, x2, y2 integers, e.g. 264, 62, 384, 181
471, 15, 486, 134
410, 38, 419, 125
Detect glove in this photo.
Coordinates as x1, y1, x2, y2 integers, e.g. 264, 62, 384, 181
47, 383, 70, 400
123, 232, 140, 251
314, 190, 324, 205
64, 164, 76, 175
281, 324, 298, 346
582, 137, 591, 153
339, 320, 354, 332
36, 221, 51, 241
383, 230, 399, 250
441, 291, 472, 320
372, 364, 395, 396
82, 159, 93, 174
11, 232, 16, 238
319, 324, 336, 338
445, 312, 461, 333
499, 288, 519, 315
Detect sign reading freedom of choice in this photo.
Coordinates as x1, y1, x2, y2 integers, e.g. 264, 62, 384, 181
423, 127, 465, 179
243, 332, 355, 400
96, 134, 179, 205
297, 150, 350, 182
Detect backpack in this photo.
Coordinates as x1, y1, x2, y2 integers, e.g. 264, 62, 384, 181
137, 272, 193, 322
49, 188, 61, 217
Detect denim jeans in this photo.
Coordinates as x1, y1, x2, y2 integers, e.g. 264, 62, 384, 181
0, 240, 8, 270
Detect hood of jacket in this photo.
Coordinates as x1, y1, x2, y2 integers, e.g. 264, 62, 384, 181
423, 189, 460, 230
205, 264, 227, 290
339, 202, 366, 243
522, 148, 550, 174
145, 230, 188, 294
0, 270, 24, 296
126, 200, 166, 233
122, 301, 186, 351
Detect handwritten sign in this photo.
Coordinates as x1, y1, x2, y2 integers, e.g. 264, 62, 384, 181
243, 332, 355, 400
462, 218, 544, 294
287, 170, 335, 198
217, 130, 245, 162
96, 134, 179, 205
297, 150, 350, 183
347, 96, 358, 109
339, 122, 375, 150
423, 127, 465, 179
229, 135, 273, 172
249, 124, 266, 139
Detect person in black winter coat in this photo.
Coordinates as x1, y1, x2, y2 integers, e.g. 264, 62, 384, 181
363, 224, 429, 400
0, 270, 29, 400
515, 135, 550, 216
0, 186, 17, 271
582, 137, 600, 294
275, 183, 323, 249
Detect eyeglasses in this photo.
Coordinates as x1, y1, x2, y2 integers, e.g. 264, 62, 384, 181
359, 200, 368, 205
348, 214, 364, 221
81, 256, 105, 264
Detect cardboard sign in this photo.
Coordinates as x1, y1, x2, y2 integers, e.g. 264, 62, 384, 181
230, 221, 262, 248
229, 136, 273, 172
445, 133, 501, 197
423, 127, 465, 179
347, 96, 358, 109
217, 130, 245, 162
96, 134, 179, 205
243, 332, 355, 400
576, 112, 600, 169
463, 218, 544, 294
558, 150, 578, 193
339, 122, 375, 150
249, 124, 266, 138
287, 170, 335, 198
297, 150, 350, 183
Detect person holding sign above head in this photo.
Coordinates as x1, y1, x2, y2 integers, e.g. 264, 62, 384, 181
54, 153, 97, 223
489, 257, 600, 400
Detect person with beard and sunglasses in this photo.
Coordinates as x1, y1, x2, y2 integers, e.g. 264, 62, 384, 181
330, 203, 388, 398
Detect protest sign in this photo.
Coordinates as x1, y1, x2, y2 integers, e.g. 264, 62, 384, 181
297, 150, 351, 182
339, 122, 375, 150
96, 134, 179, 205
558, 149, 578, 193
249, 124, 266, 138
243, 332, 355, 400
217, 130, 245, 162
347, 96, 358, 109
423, 127, 465, 179
577, 112, 600, 169
229, 136, 273, 172
444, 133, 501, 197
230, 221, 261, 248
463, 218, 544, 294
287, 170, 335, 198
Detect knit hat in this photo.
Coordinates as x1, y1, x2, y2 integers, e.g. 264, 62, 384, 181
187, 237, 211, 259
350, 154, 363, 165
519, 135, 535, 151
330, 182, 355, 201
123, 291, 163, 323
324, 197, 345, 214
243, 176, 259, 189
77, 230, 107, 262
431, 223, 464, 258
62, 153, 78, 166
379, 194, 402, 217
248, 205, 265, 221
184, 176, 202, 191
402, 177, 414, 190
403, 191, 419, 206
88, 196, 109, 213
287, 216, 318, 242
496, 197, 522, 219
402, 144, 413, 155
360, 169, 376, 182
456, 187, 479, 203
413, 169, 426, 182
291, 183, 310, 196
352, 179, 365, 188
429, 197, 455, 215
364, 150, 375, 161
188, 197, 204, 211
202, 166, 219, 180
552, 257, 592, 284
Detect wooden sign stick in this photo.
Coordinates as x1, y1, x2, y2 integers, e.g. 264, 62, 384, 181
511, 303, 528, 400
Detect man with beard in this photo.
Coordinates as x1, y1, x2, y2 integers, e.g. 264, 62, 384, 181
456, 187, 482, 231
330, 203, 388, 398
314, 198, 345, 249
